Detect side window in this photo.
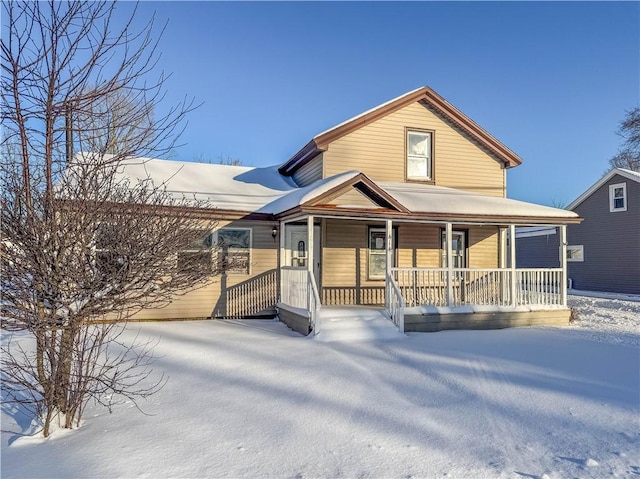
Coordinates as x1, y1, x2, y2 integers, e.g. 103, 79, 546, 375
406, 129, 433, 181
178, 229, 214, 274
566, 245, 584, 262
609, 183, 627, 212
217, 228, 251, 274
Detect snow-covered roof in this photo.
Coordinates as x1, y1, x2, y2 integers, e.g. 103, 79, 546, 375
109, 157, 298, 211
567, 167, 640, 210
515, 226, 557, 238
257, 170, 361, 214
379, 182, 578, 220
75, 155, 578, 223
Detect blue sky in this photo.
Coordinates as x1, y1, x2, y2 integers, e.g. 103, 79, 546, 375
129, 1, 638, 207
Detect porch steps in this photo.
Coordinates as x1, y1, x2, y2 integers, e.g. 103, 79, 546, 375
315, 306, 405, 342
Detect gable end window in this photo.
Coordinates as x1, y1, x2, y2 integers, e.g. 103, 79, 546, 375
609, 183, 627, 212
406, 129, 433, 181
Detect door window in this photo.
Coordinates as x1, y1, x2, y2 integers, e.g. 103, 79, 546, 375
441, 230, 467, 268
292, 238, 307, 267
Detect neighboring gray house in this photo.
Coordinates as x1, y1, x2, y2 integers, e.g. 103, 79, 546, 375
517, 168, 640, 295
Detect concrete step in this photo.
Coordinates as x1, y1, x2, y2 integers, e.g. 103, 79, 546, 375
314, 306, 405, 342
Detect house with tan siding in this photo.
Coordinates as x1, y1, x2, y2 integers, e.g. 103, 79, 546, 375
115, 86, 582, 334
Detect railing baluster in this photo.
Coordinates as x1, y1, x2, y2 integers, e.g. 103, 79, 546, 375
387, 267, 564, 310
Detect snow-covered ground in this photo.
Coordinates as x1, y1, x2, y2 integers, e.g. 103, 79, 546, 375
2, 295, 639, 479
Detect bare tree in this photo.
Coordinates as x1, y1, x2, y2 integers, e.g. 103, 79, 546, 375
193, 153, 244, 166
609, 107, 640, 171
1, 1, 221, 437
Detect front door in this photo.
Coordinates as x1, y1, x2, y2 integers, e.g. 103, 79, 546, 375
286, 225, 321, 285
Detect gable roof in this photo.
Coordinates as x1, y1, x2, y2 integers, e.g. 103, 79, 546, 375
567, 168, 640, 210
278, 86, 523, 176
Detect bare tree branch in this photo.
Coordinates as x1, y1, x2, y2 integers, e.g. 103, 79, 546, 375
1, 1, 217, 437
609, 107, 640, 172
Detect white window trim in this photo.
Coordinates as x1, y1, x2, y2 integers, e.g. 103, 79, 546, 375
368, 227, 395, 280
566, 245, 584, 262
406, 129, 433, 181
609, 182, 627, 212
216, 227, 252, 275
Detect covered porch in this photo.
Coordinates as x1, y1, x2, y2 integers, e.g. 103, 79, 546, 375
271, 173, 579, 336
276, 213, 571, 336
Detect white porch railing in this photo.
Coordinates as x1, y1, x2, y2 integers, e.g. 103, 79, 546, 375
392, 267, 564, 308
308, 272, 321, 334
280, 266, 321, 334
515, 268, 564, 307
386, 272, 405, 331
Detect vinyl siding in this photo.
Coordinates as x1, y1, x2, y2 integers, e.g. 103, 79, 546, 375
322, 102, 506, 197
321, 220, 499, 304
328, 188, 382, 208
130, 220, 279, 320
468, 226, 500, 268
516, 232, 561, 268
566, 175, 640, 294
292, 153, 323, 187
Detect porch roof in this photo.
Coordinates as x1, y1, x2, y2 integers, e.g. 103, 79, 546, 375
378, 182, 580, 223
263, 174, 580, 224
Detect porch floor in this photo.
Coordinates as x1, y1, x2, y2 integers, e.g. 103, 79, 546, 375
315, 306, 405, 342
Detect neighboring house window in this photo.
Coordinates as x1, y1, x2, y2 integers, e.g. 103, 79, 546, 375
368, 227, 396, 280
609, 183, 627, 212
567, 245, 584, 262
217, 228, 251, 274
406, 129, 433, 181
440, 230, 467, 268
178, 229, 214, 274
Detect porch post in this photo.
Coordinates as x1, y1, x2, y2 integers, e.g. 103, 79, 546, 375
509, 224, 517, 307
307, 215, 314, 311
279, 221, 285, 303
498, 227, 506, 269
385, 219, 392, 309
560, 224, 568, 307
307, 215, 314, 275
446, 222, 454, 307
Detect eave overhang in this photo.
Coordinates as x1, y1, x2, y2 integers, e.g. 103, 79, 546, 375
279, 86, 523, 176
275, 205, 583, 226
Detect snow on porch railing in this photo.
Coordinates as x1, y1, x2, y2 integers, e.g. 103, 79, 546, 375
308, 272, 321, 334
386, 272, 405, 332
280, 266, 308, 309
391, 268, 563, 308
280, 266, 321, 334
